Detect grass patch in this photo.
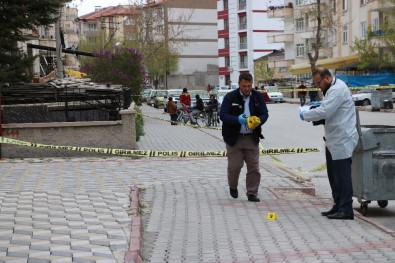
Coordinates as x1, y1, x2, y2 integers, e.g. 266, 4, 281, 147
310, 163, 326, 172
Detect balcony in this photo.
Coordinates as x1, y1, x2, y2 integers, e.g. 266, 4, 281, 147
239, 42, 247, 50
239, 62, 248, 69
239, 23, 247, 30
267, 6, 293, 18
267, 33, 293, 43
238, 2, 246, 10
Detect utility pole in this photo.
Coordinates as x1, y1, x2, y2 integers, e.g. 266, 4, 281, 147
55, 13, 64, 79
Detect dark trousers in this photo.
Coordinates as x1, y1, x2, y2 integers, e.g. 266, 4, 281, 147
325, 147, 354, 214
170, 114, 178, 124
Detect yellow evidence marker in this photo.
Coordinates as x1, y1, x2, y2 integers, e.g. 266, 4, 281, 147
266, 212, 277, 220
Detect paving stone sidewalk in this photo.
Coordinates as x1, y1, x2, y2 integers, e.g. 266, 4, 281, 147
0, 104, 394, 263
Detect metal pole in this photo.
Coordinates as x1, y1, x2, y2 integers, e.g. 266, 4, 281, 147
55, 13, 64, 78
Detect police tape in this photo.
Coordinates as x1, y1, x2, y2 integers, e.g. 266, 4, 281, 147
0, 136, 319, 157
133, 85, 395, 97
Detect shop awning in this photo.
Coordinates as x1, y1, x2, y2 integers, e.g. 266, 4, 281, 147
289, 55, 360, 75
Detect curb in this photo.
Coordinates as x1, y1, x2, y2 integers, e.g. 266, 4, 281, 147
124, 186, 143, 263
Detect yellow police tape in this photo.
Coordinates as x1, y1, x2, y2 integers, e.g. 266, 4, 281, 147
133, 85, 395, 97
0, 136, 319, 158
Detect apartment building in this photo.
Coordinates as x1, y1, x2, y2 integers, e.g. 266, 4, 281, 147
78, 5, 133, 51
23, 5, 80, 78
268, 0, 395, 78
217, 0, 284, 87
146, 0, 218, 89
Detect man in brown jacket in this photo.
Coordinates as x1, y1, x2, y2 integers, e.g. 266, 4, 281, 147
167, 97, 178, 125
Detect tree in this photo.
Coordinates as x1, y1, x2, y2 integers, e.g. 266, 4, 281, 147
125, 0, 194, 88
0, 0, 68, 86
80, 48, 146, 103
351, 0, 395, 70
254, 60, 274, 85
293, 0, 338, 72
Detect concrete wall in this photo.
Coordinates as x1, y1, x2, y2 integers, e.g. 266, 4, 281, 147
1, 103, 137, 159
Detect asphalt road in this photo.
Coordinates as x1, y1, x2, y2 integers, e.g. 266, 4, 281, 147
263, 103, 395, 233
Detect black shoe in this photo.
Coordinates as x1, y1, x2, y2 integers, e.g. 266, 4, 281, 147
321, 208, 338, 216
247, 194, 260, 202
327, 211, 354, 220
230, 188, 238, 199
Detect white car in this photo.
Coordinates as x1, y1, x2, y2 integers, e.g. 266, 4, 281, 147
265, 85, 284, 103
352, 89, 375, 106
352, 86, 395, 106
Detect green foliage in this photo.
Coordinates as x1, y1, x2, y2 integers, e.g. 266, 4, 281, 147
81, 48, 146, 103
134, 106, 144, 142
254, 60, 274, 83
0, 0, 67, 86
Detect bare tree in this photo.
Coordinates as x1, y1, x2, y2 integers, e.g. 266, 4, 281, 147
293, 0, 339, 72
125, 0, 195, 88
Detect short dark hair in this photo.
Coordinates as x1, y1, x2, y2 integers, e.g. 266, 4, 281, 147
183, 88, 187, 93
312, 67, 332, 78
168, 97, 173, 101
195, 94, 200, 99
238, 73, 253, 82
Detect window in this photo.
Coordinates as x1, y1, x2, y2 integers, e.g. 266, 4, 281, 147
342, 25, 348, 43
296, 44, 305, 57
238, 0, 246, 10
87, 37, 97, 43
239, 16, 247, 30
224, 19, 229, 30
223, 0, 228, 10
360, 0, 367, 4
224, 38, 229, 48
156, 25, 164, 34
373, 18, 379, 31
342, 0, 348, 11
296, 18, 304, 31
279, 67, 286, 72
88, 23, 97, 31
295, 0, 303, 6
240, 54, 248, 68
239, 35, 247, 49
360, 21, 367, 39
124, 18, 135, 26
225, 57, 230, 68
156, 8, 163, 19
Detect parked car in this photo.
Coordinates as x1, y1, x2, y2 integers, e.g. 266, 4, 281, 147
189, 90, 210, 108
212, 86, 230, 93
265, 85, 284, 103
141, 89, 152, 102
153, 90, 168, 108
157, 89, 182, 110
147, 90, 165, 106
352, 86, 395, 106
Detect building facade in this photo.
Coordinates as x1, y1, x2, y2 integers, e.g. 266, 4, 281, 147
146, 0, 219, 89
267, 0, 395, 79
217, 0, 284, 87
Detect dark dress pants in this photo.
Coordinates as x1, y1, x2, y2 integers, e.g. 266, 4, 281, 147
325, 147, 354, 214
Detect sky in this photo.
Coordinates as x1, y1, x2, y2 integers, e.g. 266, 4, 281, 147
70, 0, 132, 16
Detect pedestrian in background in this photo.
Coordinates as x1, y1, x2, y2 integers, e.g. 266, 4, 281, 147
297, 80, 307, 106
220, 73, 269, 202
179, 88, 191, 109
167, 97, 178, 125
299, 67, 358, 220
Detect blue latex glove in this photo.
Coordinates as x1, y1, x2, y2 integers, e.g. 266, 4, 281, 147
299, 110, 305, 121
238, 114, 248, 125
309, 101, 321, 107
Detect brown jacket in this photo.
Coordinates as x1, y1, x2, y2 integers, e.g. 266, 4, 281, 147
167, 101, 178, 115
